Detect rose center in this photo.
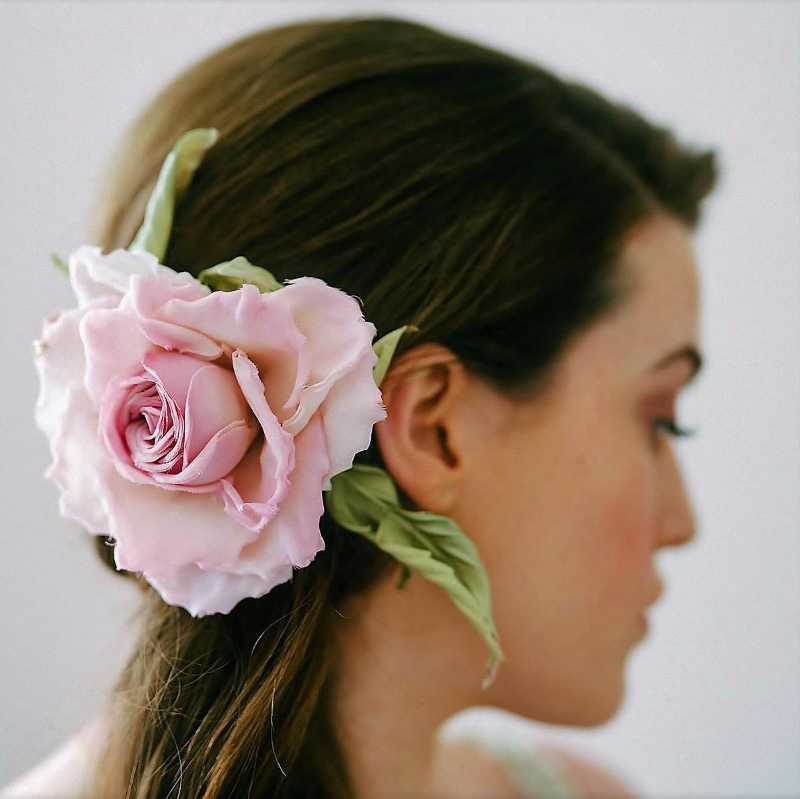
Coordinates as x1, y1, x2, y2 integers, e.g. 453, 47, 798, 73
124, 378, 186, 473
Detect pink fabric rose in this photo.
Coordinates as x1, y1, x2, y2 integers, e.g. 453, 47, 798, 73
35, 246, 384, 615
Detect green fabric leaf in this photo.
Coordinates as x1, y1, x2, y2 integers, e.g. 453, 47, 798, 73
326, 463, 503, 676
372, 326, 408, 388
51, 252, 68, 279
129, 128, 219, 262
198, 256, 283, 293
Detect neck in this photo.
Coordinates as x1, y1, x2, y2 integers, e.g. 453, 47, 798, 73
331, 567, 489, 798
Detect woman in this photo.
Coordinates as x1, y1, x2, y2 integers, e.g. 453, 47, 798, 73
4, 16, 716, 798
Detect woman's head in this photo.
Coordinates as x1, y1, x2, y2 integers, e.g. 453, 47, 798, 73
86, 16, 716, 796
374, 215, 702, 729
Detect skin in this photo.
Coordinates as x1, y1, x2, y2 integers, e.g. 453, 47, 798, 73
333, 214, 703, 798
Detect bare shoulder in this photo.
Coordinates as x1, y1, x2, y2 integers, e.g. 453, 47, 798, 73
0, 716, 107, 799
429, 738, 530, 797
431, 731, 639, 799
434, 706, 641, 798
537, 743, 639, 798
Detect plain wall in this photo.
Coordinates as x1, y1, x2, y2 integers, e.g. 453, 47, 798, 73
1, 2, 798, 795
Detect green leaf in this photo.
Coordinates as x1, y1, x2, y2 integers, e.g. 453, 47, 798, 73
129, 127, 219, 262
51, 252, 69, 279
198, 256, 283, 293
372, 326, 409, 388
326, 463, 503, 676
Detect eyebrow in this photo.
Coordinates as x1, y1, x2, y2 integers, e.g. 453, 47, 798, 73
652, 345, 704, 383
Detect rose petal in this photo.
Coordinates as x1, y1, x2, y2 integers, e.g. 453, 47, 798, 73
106, 474, 258, 574
314, 346, 386, 485
136, 317, 225, 360
35, 307, 113, 536
99, 376, 174, 485
70, 246, 158, 306
145, 283, 310, 419
221, 352, 295, 531
146, 560, 294, 617
81, 308, 155, 407
69, 246, 200, 307
123, 274, 223, 359
238, 415, 328, 569
143, 351, 203, 410
271, 278, 384, 483
276, 278, 378, 436
182, 359, 255, 463
156, 421, 257, 487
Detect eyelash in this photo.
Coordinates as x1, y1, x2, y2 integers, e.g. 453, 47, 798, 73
653, 417, 696, 440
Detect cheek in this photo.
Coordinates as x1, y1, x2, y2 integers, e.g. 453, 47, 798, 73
457, 415, 659, 621
466, 425, 661, 721
579, 450, 662, 623
596, 487, 657, 589
536, 436, 659, 612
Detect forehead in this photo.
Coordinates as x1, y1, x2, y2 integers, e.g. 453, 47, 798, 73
558, 215, 701, 388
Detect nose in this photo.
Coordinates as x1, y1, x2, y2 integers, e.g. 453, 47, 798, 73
656, 443, 697, 548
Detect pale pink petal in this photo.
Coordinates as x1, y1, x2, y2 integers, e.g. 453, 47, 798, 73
156, 422, 257, 487
276, 278, 378, 436
34, 307, 112, 536
35, 307, 90, 437
122, 269, 209, 313
182, 360, 255, 462
98, 376, 158, 483
135, 317, 224, 360
105, 474, 258, 574
143, 351, 205, 410
124, 275, 221, 359
238, 416, 328, 570
316, 347, 386, 485
151, 284, 310, 418
70, 247, 201, 307
81, 308, 154, 406
146, 560, 294, 617
223, 351, 295, 531
70, 247, 158, 306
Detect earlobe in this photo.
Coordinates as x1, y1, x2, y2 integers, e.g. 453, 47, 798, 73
375, 344, 465, 513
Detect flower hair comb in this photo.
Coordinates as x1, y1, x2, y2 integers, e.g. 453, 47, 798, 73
35, 129, 502, 676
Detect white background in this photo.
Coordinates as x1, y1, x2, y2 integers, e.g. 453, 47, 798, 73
1, 2, 798, 796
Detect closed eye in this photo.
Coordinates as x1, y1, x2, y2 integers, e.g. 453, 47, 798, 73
653, 418, 696, 439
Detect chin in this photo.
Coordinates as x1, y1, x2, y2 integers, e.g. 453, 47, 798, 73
535, 695, 622, 728
562, 670, 627, 727
491, 667, 626, 728
565, 692, 624, 727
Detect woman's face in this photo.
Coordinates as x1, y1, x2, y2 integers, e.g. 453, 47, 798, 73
458, 215, 702, 725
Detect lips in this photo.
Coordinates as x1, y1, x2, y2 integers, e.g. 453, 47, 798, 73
644, 575, 665, 610
633, 576, 663, 640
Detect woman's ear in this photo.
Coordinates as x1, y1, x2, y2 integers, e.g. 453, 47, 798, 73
375, 344, 474, 514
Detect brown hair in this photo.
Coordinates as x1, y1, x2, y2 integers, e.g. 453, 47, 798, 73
89, 16, 716, 797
